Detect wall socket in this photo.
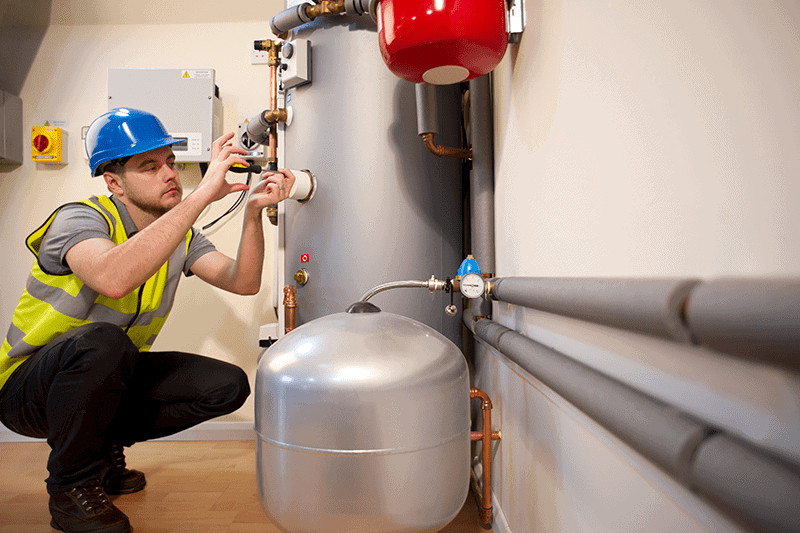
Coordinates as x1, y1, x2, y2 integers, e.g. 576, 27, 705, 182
251, 47, 270, 65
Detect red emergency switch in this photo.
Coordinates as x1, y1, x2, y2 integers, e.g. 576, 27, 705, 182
33, 134, 50, 152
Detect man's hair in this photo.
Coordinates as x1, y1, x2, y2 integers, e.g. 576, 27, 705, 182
97, 156, 131, 177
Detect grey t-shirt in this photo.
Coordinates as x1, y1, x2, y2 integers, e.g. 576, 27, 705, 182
37, 197, 216, 276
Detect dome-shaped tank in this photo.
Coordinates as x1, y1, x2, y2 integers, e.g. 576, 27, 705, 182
255, 303, 470, 533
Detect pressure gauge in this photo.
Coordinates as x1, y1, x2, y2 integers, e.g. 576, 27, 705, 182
459, 272, 486, 299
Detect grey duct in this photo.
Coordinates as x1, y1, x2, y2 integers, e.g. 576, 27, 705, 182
489, 277, 800, 370
471, 317, 800, 533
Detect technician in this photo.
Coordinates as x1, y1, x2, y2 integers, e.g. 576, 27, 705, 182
0, 107, 295, 533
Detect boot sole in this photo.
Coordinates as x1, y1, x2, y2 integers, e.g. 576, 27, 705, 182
51, 518, 132, 533
104, 478, 146, 495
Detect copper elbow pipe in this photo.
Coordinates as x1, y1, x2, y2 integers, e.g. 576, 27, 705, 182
470, 387, 500, 526
283, 285, 297, 334
421, 133, 472, 160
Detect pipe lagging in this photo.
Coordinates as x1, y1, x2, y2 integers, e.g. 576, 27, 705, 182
270, 2, 315, 34
490, 277, 699, 343
472, 318, 706, 481
489, 276, 800, 369
471, 318, 800, 533
685, 278, 800, 368
468, 74, 496, 277
415, 83, 439, 136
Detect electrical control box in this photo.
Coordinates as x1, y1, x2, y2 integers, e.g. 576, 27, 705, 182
32, 126, 67, 164
0, 90, 23, 165
107, 68, 222, 163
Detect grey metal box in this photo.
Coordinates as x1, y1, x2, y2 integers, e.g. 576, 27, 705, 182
0, 90, 23, 165
107, 68, 221, 163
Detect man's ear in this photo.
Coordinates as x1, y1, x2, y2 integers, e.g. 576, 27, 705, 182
103, 172, 124, 196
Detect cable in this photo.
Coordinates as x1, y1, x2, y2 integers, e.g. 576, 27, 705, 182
202, 166, 254, 230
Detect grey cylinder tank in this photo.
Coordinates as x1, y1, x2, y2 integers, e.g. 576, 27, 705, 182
282, 13, 464, 345
255, 304, 471, 533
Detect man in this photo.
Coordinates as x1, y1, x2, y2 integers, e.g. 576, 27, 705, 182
0, 107, 295, 533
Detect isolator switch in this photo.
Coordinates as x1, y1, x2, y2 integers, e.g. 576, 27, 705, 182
32, 126, 67, 164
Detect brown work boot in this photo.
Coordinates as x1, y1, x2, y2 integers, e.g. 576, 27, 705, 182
103, 444, 146, 495
49, 478, 131, 533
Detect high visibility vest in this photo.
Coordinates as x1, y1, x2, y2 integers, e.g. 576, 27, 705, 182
0, 195, 192, 390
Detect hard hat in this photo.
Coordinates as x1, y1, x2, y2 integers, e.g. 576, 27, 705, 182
85, 107, 180, 176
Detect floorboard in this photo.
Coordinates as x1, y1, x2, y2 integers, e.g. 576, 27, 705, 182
0, 441, 492, 532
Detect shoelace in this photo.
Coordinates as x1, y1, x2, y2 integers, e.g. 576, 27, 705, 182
69, 479, 110, 514
109, 445, 128, 473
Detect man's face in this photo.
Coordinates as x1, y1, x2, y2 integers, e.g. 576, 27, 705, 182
116, 146, 182, 218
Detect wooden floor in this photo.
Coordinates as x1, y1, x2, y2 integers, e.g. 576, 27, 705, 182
0, 440, 492, 533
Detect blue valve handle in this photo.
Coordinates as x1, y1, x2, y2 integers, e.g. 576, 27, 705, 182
457, 255, 481, 277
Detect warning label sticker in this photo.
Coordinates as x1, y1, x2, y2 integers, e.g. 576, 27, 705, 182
181, 70, 213, 79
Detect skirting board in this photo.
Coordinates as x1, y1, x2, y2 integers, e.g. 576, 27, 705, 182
0, 421, 256, 443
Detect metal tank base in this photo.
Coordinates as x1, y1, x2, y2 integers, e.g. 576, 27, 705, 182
256, 436, 469, 533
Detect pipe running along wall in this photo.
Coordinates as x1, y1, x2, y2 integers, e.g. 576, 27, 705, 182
458, 23, 800, 533
487, 277, 800, 371
467, 316, 800, 533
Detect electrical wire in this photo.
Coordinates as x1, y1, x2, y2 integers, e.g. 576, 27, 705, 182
201, 164, 254, 230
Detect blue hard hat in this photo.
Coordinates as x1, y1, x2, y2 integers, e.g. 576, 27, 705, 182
85, 107, 180, 176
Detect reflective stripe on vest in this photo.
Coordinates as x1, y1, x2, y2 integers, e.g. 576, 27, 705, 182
0, 195, 192, 389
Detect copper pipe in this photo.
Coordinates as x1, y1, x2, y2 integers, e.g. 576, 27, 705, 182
283, 285, 297, 333
421, 133, 472, 160
268, 42, 281, 168
470, 387, 500, 525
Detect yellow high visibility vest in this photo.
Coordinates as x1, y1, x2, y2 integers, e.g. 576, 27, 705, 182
0, 195, 192, 390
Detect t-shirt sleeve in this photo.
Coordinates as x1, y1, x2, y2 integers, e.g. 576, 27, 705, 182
185, 229, 217, 276
38, 204, 112, 274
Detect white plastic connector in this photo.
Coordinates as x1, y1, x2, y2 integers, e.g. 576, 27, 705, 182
251, 47, 270, 65
288, 168, 316, 202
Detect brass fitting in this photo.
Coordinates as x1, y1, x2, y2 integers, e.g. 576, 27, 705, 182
305, 0, 346, 19
254, 39, 283, 67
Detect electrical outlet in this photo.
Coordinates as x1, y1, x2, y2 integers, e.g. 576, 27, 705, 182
251, 47, 270, 65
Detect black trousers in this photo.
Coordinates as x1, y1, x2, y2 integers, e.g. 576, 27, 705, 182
0, 322, 251, 493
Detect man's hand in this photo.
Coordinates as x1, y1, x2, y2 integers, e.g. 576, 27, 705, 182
247, 169, 297, 213
192, 133, 252, 205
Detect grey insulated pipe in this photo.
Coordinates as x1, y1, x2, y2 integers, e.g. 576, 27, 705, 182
468, 74, 496, 277
488, 276, 800, 370
269, 0, 377, 35
490, 277, 700, 343
270, 2, 314, 35
684, 279, 800, 368
415, 83, 439, 136
471, 318, 800, 533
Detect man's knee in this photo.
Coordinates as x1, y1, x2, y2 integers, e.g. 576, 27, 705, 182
208, 366, 250, 415
61, 322, 138, 375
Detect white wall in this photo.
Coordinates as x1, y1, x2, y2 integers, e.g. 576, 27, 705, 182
1, 1, 799, 531
0, 7, 284, 421
482, 1, 800, 531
